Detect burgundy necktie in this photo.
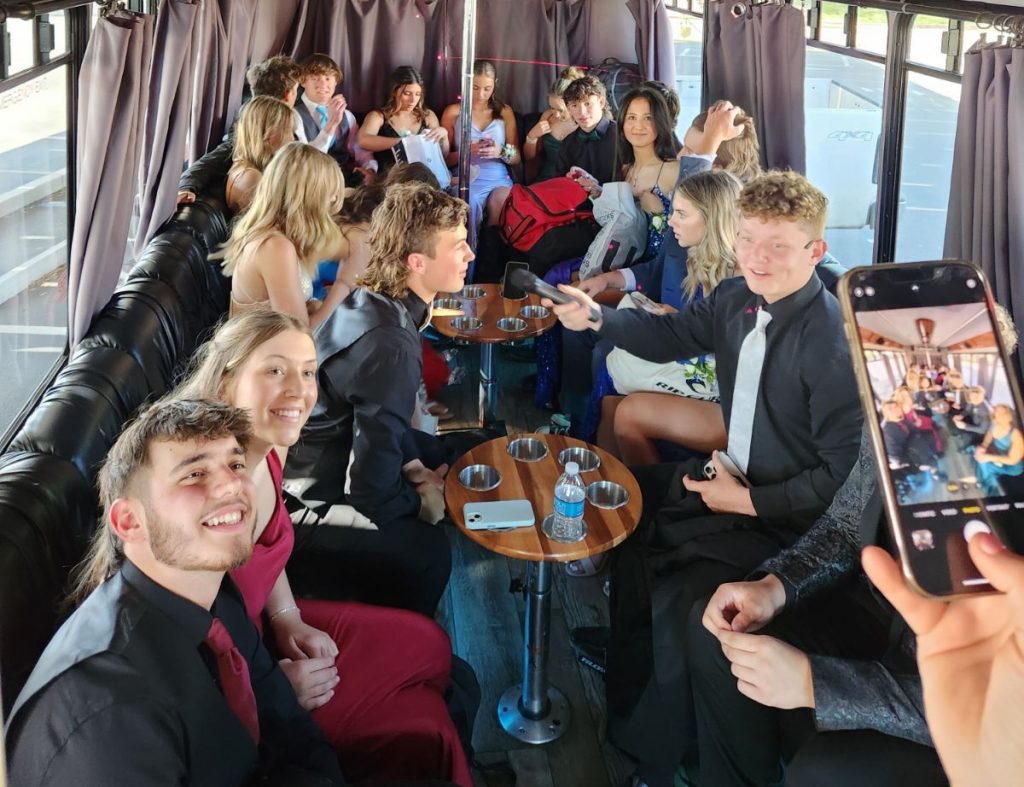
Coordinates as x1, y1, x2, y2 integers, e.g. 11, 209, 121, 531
204, 617, 260, 743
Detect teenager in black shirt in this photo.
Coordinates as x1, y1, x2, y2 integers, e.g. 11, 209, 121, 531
547, 171, 863, 787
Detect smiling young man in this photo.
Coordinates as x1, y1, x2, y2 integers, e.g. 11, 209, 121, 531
285, 182, 472, 615
294, 53, 376, 185
5, 399, 345, 787
549, 170, 863, 787
554, 75, 618, 185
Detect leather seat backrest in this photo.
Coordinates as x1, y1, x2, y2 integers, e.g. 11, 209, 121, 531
0, 451, 99, 711
76, 278, 194, 395
8, 346, 153, 485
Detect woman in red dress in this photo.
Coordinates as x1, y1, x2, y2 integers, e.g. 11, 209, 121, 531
178, 309, 473, 787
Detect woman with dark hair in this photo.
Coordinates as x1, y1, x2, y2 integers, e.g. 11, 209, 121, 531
440, 60, 519, 247
614, 85, 681, 260
358, 66, 448, 176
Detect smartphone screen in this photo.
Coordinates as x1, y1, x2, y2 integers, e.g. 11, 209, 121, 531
502, 261, 530, 300
841, 261, 1024, 597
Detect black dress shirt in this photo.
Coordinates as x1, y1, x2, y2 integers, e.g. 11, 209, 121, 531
597, 273, 863, 526
5, 561, 343, 787
554, 117, 618, 185
288, 288, 430, 524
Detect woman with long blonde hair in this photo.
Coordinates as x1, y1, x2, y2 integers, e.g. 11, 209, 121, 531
225, 96, 295, 213
216, 141, 346, 329
606, 170, 743, 464
173, 309, 473, 786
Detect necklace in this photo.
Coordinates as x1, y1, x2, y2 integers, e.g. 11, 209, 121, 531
629, 159, 658, 189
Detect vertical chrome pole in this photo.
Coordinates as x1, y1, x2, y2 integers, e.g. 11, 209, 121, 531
520, 560, 552, 719
479, 342, 496, 427
457, 0, 477, 205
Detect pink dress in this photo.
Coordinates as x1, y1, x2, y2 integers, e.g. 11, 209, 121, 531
231, 450, 472, 786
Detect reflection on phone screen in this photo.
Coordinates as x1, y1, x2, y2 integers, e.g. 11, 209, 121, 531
849, 265, 1024, 595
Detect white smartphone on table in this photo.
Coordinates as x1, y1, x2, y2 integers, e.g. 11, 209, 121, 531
464, 500, 535, 531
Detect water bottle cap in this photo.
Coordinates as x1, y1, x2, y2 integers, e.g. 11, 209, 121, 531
565, 461, 579, 474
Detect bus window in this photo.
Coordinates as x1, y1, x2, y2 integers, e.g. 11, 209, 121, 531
667, 5, 703, 140
895, 15, 963, 262
819, 2, 851, 47
0, 67, 69, 436
804, 46, 884, 267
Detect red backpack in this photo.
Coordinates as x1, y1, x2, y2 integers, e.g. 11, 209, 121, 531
498, 178, 593, 252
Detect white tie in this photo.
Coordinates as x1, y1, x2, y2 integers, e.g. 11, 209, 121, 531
727, 308, 772, 475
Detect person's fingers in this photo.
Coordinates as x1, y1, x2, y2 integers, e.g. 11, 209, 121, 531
306, 689, 335, 710
303, 656, 338, 675
711, 450, 726, 474
968, 533, 1024, 596
717, 628, 760, 653
862, 546, 946, 634
702, 594, 734, 634
280, 637, 306, 661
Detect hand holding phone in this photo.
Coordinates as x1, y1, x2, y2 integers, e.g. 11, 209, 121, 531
840, 261, 1024, 598
506, 268, 602, 324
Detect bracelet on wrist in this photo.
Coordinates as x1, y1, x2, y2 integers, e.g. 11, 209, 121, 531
526, 136, 538, 145
269, 604, 300, 623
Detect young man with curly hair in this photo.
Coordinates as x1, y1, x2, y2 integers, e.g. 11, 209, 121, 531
284, 182, 473, 616
549, 170, 864, 787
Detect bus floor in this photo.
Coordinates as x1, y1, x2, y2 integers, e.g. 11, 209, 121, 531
435, 342, 635, 787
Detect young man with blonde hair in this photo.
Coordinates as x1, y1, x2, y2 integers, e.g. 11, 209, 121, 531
285, 182, 472, 615
549, 170, 863, 787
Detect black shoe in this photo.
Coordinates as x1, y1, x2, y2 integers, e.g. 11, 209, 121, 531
570, 625, 610, 675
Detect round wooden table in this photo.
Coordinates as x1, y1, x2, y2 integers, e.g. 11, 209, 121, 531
432, 283, 557, 427
445, 434, 643, 744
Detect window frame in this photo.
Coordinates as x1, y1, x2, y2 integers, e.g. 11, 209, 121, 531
0, 3, 92, 451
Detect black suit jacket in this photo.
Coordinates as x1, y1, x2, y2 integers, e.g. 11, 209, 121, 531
5, 561, 343, 786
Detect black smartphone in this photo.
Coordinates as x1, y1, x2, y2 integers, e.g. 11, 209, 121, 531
502, 261, 530, 300
839, 261, 1024, 597
506, 267, 602, 323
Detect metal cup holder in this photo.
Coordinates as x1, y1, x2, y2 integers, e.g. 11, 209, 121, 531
586, 480, 629, 509
450, 316, 482, 331
497, 316, 528, 332
519, 305, 550, 319
461, 286, 486, 299
433, 297, 463, 315
458, 464, 502, 491
558, 447, 601, 472
507, 438, 549, 462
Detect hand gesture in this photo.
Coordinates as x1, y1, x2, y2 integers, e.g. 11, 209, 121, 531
403, 458, 448, 489
702, 574, 787, 634
418, 482, 446, 525
716, 630, 815, 710
682, 450, 754, 515
528, 119, 551, 140
687, 100, 743, 156
325, 94, 347, 131
271, 611, 339, 660
423, 126, 448, 144
862, 536, 1024, 787
577, 274, 612, 297
542, 283, 602, 332
278, 656, 340, 711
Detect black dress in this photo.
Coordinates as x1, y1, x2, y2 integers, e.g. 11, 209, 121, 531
372, 117, 427, 176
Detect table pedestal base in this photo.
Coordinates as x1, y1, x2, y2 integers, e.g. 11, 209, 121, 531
498, 684, 571, 744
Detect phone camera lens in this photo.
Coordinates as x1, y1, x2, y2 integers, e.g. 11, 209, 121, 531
853, 287, 864, 298
864, 286, 875, 297
911, 284, 920, 292
967, 278, 977, 289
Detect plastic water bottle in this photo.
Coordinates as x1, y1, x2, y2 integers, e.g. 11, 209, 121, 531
551, 461, 586, 542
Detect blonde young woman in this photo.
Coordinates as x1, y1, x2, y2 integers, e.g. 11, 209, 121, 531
524, 66, 583, 182
176, 310, 473, 787
216, 142, 346, 329
607, 170, 744, 465
225, 96, 295, 214
357, 66, 448, 177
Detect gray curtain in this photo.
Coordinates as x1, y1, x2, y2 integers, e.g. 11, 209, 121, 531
704, 2, 805, 172
188, 0, 229, 163
221, 0, 261, 129
135, 0, 199, 254
626, 0, 675, 82
251, 0, 301, 64
944, 44, 1024, 366
67, 10, 153, 346
286, 0, 436, 113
